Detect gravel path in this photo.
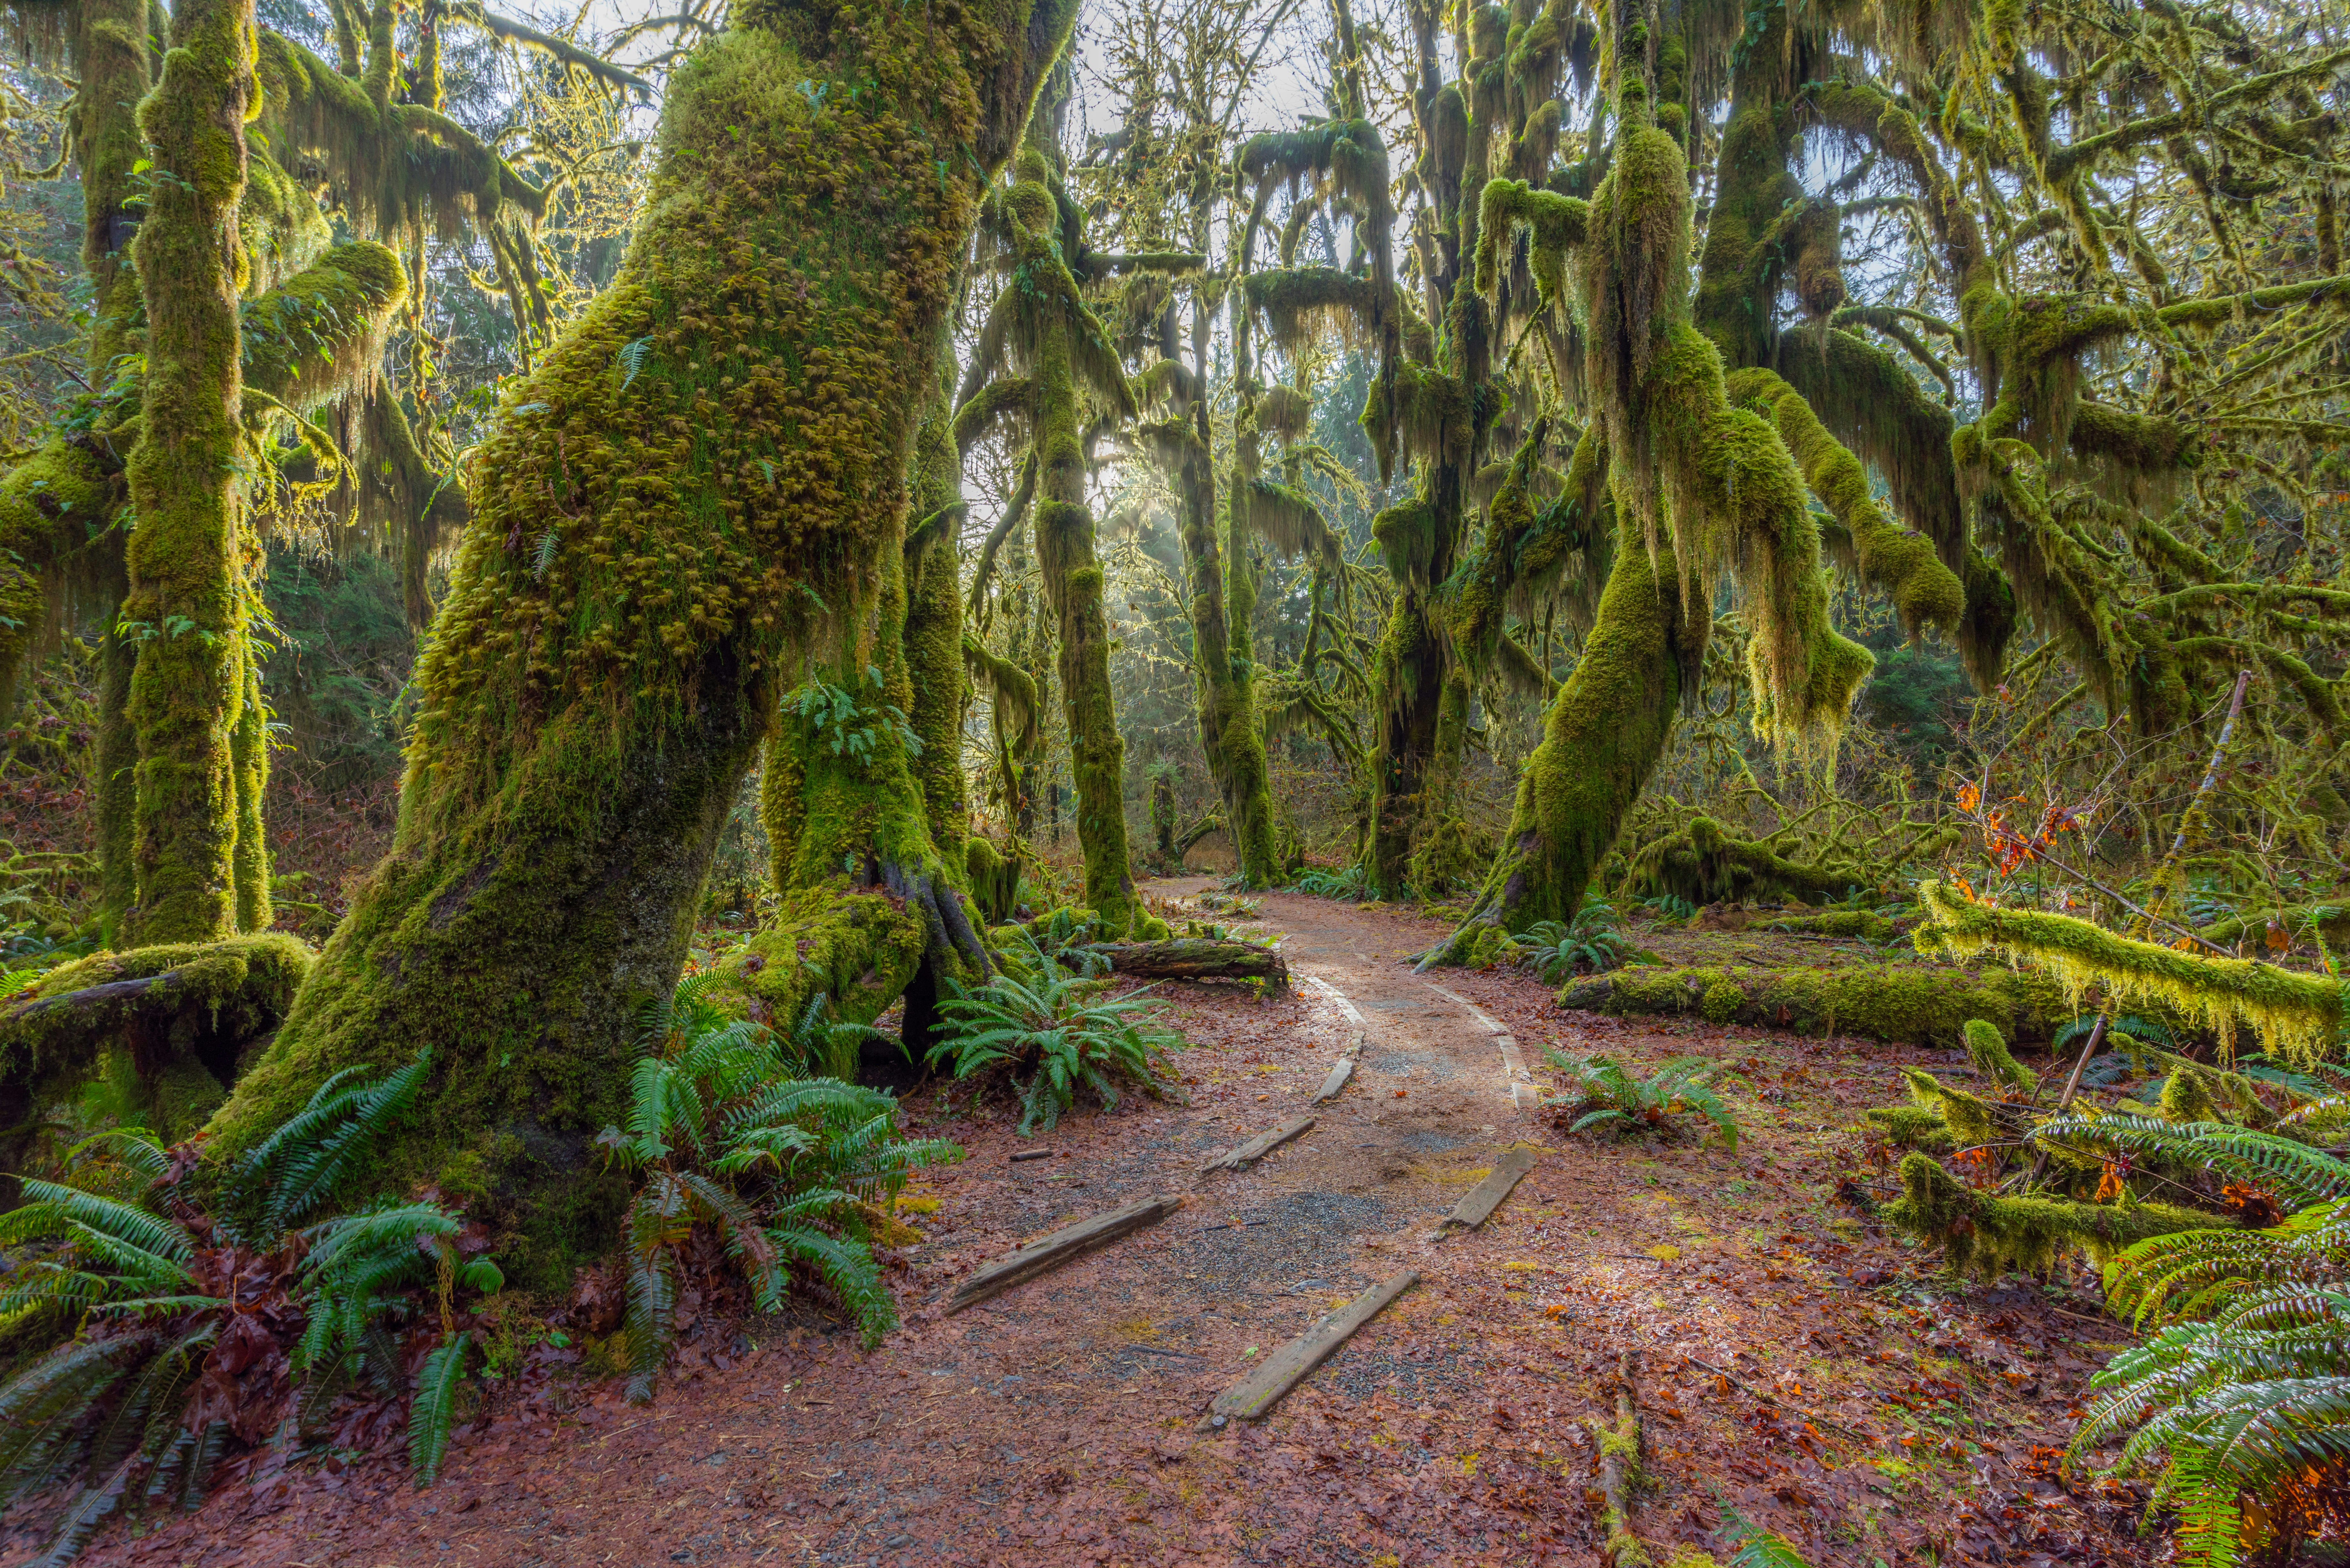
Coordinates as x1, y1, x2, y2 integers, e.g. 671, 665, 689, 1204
45, 886, 2160, 1568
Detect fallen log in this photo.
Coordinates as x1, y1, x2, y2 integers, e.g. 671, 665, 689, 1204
1100, 939, 1288, 991
1556, 961, 2065, 1048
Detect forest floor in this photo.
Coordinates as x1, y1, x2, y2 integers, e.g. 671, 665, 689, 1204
29, 882, 2164, 1568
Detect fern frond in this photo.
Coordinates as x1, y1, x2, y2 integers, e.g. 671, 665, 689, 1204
409, 1333, 470, 1486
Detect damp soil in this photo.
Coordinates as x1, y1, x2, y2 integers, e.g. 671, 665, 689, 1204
19, 882, 2159, 1568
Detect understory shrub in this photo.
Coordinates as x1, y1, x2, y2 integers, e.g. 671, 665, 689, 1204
2049, 1113, 2350, 1565
1514, 901, 1632, 982
600, 977, 956, 1400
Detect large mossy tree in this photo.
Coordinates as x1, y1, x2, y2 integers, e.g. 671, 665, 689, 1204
202, 0, 1079, 1275
1418, 0, 2350, 962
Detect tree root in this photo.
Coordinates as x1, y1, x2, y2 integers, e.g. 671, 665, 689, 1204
1591, 1349, 1649, 1567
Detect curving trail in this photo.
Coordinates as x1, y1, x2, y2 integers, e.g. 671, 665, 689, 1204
56, 884, 2157, 1568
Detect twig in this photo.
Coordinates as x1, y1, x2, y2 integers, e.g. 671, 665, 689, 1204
1682, 1356, 1871, 1442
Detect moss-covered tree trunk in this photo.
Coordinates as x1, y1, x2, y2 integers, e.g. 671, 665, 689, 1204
206, 0, 1074, 1275
1428, 1, 1962, 966
120, 0, 259, 946
1364, 0, 1496, 901
1033, 332, 1138, 927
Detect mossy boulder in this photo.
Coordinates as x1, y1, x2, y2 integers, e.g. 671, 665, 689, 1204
1556, 961, 2066, 1048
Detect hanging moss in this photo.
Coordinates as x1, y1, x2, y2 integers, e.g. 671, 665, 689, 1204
1918, 881, 2345, 1066
1556, 960, 2069, 1048
1473, 179, 1588, 308
1724, 366, 1965, 638
1881, 1151, 2223, 1278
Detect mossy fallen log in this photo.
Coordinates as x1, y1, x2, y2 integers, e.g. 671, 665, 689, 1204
0, 934, 314, 1187
1759, 910, 1895, 941
1880, 1151, 2226, 1277
1918, 879, 2344, 1066
1101, 939, 1288, 990
1556, 961, 2066, 1047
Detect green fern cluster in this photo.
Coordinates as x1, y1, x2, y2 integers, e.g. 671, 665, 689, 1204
1516, 902, 1633, 982
928, 942, 1182, 1135
0, 1053, 493, 1562
1293, 864, 1368, 900
1541, 1050, 1740, 1152
599, 976, 957, 1402
2040, 1112, 2350, 1563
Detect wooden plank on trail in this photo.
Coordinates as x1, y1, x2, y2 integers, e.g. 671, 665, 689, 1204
1211, 1270, 1419, 1421
946, 1196, 1179, 1313
1199, 1114, 1316, 1173
1444, 1147, 1539, 1230
1312, 1056, 1355, 1103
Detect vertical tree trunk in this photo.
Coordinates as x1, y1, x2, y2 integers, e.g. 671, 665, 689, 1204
207, 0, 1078, 1274
1426, 544, 1688, 963
121, 0, 257, 946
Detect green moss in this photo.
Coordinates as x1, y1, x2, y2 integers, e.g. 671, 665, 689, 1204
0, 933, 312, 1167
122, 0, 261, 947
1429, 540, 1685, 957
1557, 961, 2068, 1047
1700, 978, 1743, 1024
1863, 1104, 1953, 1151
1899, 1066, 1996, 1147
1762, 910, 1894, 940
1919, 880, 2345, 1065
1963, 1017, 2037, 1092
1882, 1151, 2224, 1278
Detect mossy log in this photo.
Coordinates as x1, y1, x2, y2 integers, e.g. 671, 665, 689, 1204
0, 934, 312, 1191
1100, 939, 1288, 989
200, 0, 1079, 1285
1881, 1151, 2226, 1278
1556, 962, 2066, 1048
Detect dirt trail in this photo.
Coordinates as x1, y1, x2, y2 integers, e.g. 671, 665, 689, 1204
46, 887, 2158, 1568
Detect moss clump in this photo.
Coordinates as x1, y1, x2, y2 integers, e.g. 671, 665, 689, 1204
1864, 1104, 1953, 1152
1963, 1017, 2038, 1092
1557, 961, 2067, 1047
1700, 978, 1742, 1024
1882, 1151, 2225, 1278
1899, 1066, 1997, 1148
1919, 880, 2345, 1065
700, 885, 928, 1074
